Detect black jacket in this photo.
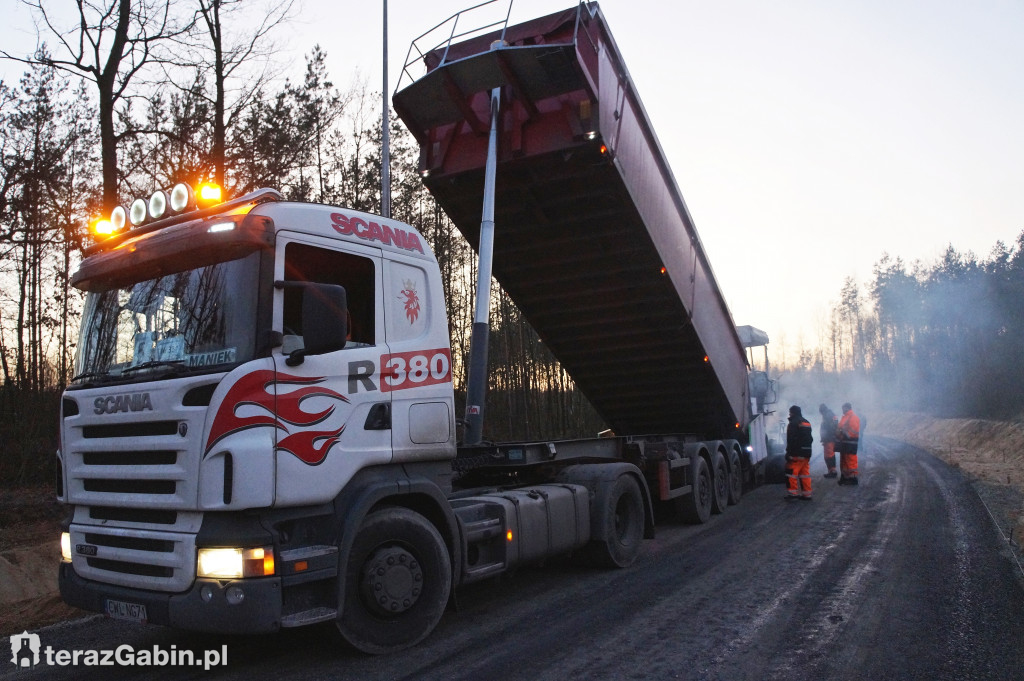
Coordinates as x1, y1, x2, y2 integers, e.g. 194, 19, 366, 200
819, 409, 838, 444
787, 417, 813, 458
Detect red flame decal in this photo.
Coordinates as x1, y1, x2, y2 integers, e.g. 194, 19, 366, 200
205, 370, 349, 465
278, 425, 346, 465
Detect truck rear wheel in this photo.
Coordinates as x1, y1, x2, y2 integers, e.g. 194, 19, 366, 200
337, 507, 451, 654
585, 474, 644, 568
680, 457, 712, 524
710, 451, 729, 514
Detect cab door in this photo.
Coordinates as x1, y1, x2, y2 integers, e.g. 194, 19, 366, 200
382, 252, 456, 463
271, 233, 391, 506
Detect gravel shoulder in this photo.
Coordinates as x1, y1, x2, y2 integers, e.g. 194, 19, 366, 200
871, 411, 1024, 576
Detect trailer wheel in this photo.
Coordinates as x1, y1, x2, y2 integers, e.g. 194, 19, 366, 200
337, 507, 451, 654
710, 451, 729, 515
586, 474, 645, 568
727, 448, 743, 505
680, 457, 712, 524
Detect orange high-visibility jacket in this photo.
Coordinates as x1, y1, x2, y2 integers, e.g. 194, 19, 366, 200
838, 411, 860, 440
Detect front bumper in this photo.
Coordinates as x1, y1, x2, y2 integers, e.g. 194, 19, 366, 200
59, 562, 283, 634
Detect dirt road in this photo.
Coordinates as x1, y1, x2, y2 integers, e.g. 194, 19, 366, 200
4, 437, 1023, 680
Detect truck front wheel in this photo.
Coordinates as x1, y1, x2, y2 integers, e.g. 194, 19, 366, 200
337, 507, 452, 654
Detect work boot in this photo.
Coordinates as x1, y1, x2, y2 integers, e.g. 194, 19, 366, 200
849, 477, 859, 485
799, 496, 813, 501
838, 477, 848, 486
784, 495, 798, 501
824, 472, 837, 479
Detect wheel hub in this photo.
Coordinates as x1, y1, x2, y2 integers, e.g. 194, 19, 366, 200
362, 546, 423, 615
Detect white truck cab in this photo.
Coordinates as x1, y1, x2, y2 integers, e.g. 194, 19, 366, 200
60, 187, 468, 650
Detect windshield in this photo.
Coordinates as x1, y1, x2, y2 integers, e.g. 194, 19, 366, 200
74, 252, 261, 383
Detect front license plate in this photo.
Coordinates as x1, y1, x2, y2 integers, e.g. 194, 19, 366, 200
104, 598, 148, 624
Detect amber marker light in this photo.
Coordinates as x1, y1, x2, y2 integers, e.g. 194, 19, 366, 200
260, 547, 276, 577
197, 182, 223, 206
91, 218, 116, 238
507, 530, 514, 542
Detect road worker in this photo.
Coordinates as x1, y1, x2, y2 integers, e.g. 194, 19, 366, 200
819, 403, 839, 479
785, 405, 814, 501
837, 402, 861, 485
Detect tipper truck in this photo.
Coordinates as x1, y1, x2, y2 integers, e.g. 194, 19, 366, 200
57, 1, 775, 653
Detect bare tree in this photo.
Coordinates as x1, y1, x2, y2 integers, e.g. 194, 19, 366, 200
186, 0, 293, 188
3, 0, 193, 211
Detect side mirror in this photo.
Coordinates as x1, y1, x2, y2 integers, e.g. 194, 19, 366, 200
274, 281, 348, 366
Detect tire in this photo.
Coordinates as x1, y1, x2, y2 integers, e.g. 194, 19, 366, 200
727, 448, 743, 505
585, 474, 645, 568
680, 456, 712, 524
337, 507, 452, 654
710, 451, 729, 515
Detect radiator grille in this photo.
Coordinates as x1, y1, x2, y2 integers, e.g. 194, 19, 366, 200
66, 419, 195, 510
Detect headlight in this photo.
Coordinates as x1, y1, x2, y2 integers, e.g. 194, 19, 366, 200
61, 532, 72, 562
197, 546, 275, 578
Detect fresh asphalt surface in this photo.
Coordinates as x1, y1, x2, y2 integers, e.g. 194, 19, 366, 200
6, 436, 1024, 680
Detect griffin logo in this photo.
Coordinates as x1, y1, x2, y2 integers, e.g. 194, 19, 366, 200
205, 371, 349, 465
399, 279, 421, 324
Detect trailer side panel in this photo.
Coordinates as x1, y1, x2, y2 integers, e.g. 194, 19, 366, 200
394, 3, 748, 438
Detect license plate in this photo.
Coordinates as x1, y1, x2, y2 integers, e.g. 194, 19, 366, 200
105, 598, 148, 624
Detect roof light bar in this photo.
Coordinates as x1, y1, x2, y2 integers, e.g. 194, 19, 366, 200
149, 190, 168, 220
169, 183, 192, 212
129, 198, 148, 226
110, 206, 127, 232
89, 181, 226, 242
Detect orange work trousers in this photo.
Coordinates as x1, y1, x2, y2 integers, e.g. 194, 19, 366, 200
840, 453, 858, 480
823, 442, 837, 474
786, 457, 812, 498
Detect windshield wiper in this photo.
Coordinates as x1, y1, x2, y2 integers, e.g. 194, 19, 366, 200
120, 360, 191, 377
70, 370, 111, 384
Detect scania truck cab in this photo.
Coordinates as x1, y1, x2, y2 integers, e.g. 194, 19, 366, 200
60, 186, 473, 651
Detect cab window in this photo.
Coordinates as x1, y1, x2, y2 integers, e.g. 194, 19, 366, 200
282, 243, 375, 346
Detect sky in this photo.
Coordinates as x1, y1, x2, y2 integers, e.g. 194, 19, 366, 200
3, 0, 1024, 364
